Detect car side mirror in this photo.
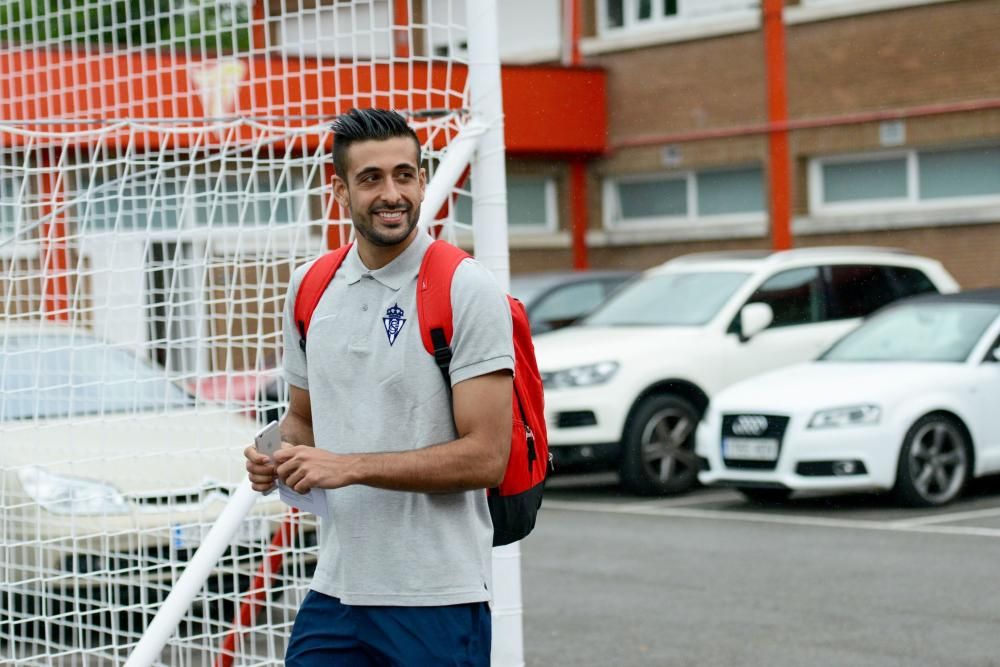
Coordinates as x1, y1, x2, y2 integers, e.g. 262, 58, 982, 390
739, 303, 774, 343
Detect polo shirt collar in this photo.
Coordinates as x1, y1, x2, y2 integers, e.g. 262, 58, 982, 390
341, 230, 433, 291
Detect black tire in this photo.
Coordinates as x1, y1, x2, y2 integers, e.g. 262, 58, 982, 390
737, 487, 792, 505
619, 394, 701, 496
894, 414, 971, 508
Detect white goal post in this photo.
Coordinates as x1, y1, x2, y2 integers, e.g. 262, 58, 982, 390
0, 1, 522, 665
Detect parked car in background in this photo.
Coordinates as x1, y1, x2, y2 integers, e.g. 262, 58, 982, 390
0, 324, 307, 646
697, 289, 1000, 507
534, 247, 959, 496
190, 366, 284, 425
510, 270, 636, 334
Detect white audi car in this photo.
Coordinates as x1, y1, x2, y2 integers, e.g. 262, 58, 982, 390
697, 290, 1000, 507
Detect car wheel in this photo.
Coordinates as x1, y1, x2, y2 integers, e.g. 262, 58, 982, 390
894, 414, 971, 508
620, 394, 701, 496
737, 487, 792, 505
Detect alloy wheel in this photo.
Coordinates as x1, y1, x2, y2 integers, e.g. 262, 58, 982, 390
638, 406, 698, 484
905, 420, 968, 505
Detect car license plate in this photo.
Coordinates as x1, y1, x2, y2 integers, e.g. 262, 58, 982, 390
723, 437, 779, 461
169, 516, 273, 550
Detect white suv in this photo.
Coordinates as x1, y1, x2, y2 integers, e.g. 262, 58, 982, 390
533, 247, 959, 495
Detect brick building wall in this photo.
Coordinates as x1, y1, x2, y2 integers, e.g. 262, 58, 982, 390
511, 0, 1000, 288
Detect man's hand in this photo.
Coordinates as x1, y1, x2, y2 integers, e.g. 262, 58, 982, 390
274, 444, 358, 494
244, 445, 279, 493
244, 385, 316, 493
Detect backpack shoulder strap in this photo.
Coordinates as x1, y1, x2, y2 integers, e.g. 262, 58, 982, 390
416, 240, 471, 383
293, 243, 353, 351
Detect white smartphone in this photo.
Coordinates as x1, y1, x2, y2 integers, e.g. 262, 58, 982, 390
254, 420, 282, 460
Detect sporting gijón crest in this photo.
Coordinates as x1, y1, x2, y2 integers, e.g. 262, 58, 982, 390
383, 303, 406, 346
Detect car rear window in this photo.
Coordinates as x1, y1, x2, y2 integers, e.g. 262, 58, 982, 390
885, 266, 939, 299
825, 265, 898, 320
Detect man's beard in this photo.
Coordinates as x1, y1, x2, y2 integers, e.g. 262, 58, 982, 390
355, 204, 421, 247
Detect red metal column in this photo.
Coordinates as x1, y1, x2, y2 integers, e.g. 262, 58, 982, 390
39, 162, 70, 321
214, 510, 300, 667
763, 0, 792, 251
565, 0, 589, 269
393, 1, 411, 58
564, 0, 582, 67
251, 1, 267, 52
570, 159, 589, 270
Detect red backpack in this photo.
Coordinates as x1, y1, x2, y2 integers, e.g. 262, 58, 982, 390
292, 239, 549, 546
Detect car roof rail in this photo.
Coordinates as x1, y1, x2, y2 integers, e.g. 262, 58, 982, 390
667, 250, 774, 264
663, 246, 922, 270
770, 246, 916, 261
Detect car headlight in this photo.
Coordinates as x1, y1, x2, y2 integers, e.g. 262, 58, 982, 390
542, 361, 620, 389
17, 466, 130, 516
808, 405, 881, 429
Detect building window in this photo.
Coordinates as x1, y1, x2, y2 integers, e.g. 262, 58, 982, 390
193, 173, 301, 228
821, 156, 908, 204
608, 166, 764, 227
811, 146, 1000, 212
918, 147, 1000, 200
618, 177, 687, 219
697, 167, 765, 216
1, 171, 24, 242
454, 175, 557, 232
77, 165, 304, 233
605, 0, 625, 27
79, 173, 183, 232
598, 0, 752, 35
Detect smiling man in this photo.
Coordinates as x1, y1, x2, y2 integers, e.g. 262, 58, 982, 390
243, 108, 514, 666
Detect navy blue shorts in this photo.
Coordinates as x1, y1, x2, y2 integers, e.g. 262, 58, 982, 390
285, 590, 491, 667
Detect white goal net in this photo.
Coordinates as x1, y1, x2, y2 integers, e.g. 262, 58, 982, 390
0, 2, 504, 665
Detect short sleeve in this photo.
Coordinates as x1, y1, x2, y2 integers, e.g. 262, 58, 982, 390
447, 259, 515, 386
282, 262, 312, 390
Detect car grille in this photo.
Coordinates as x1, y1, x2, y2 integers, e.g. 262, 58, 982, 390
721, 414, 790, 470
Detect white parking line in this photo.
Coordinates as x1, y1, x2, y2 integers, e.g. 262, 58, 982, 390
890, 505, 1000, 527
627, 490, 738, 509
541, 499, 1000, 539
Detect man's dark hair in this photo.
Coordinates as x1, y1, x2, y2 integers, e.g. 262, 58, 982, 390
331, 108, 421, 177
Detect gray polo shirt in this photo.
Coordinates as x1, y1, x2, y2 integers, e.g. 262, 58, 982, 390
281, 231, 514, 606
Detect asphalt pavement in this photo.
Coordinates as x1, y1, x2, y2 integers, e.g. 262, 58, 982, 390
522, 473, 1000, 667
12, 473, 1000, 666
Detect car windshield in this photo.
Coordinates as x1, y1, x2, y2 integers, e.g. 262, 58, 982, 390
509, 276, 561, 306
582, 271, 750, 326
0, 334, 193, 421
820, 302, 1000, 363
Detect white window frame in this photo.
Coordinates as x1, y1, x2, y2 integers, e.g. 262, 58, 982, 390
809, 146, 1000, 217
70, 163, 314, 254
604, 166, 766, 232
507, 175, 559, 234
453, 173, 562, 248
809, 150, 914, 215
786, 0, 959, 26
605, 171, 690, 228
0, 167, 37, 260
800, 144, 1000, 235
588, 0, 759, 53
